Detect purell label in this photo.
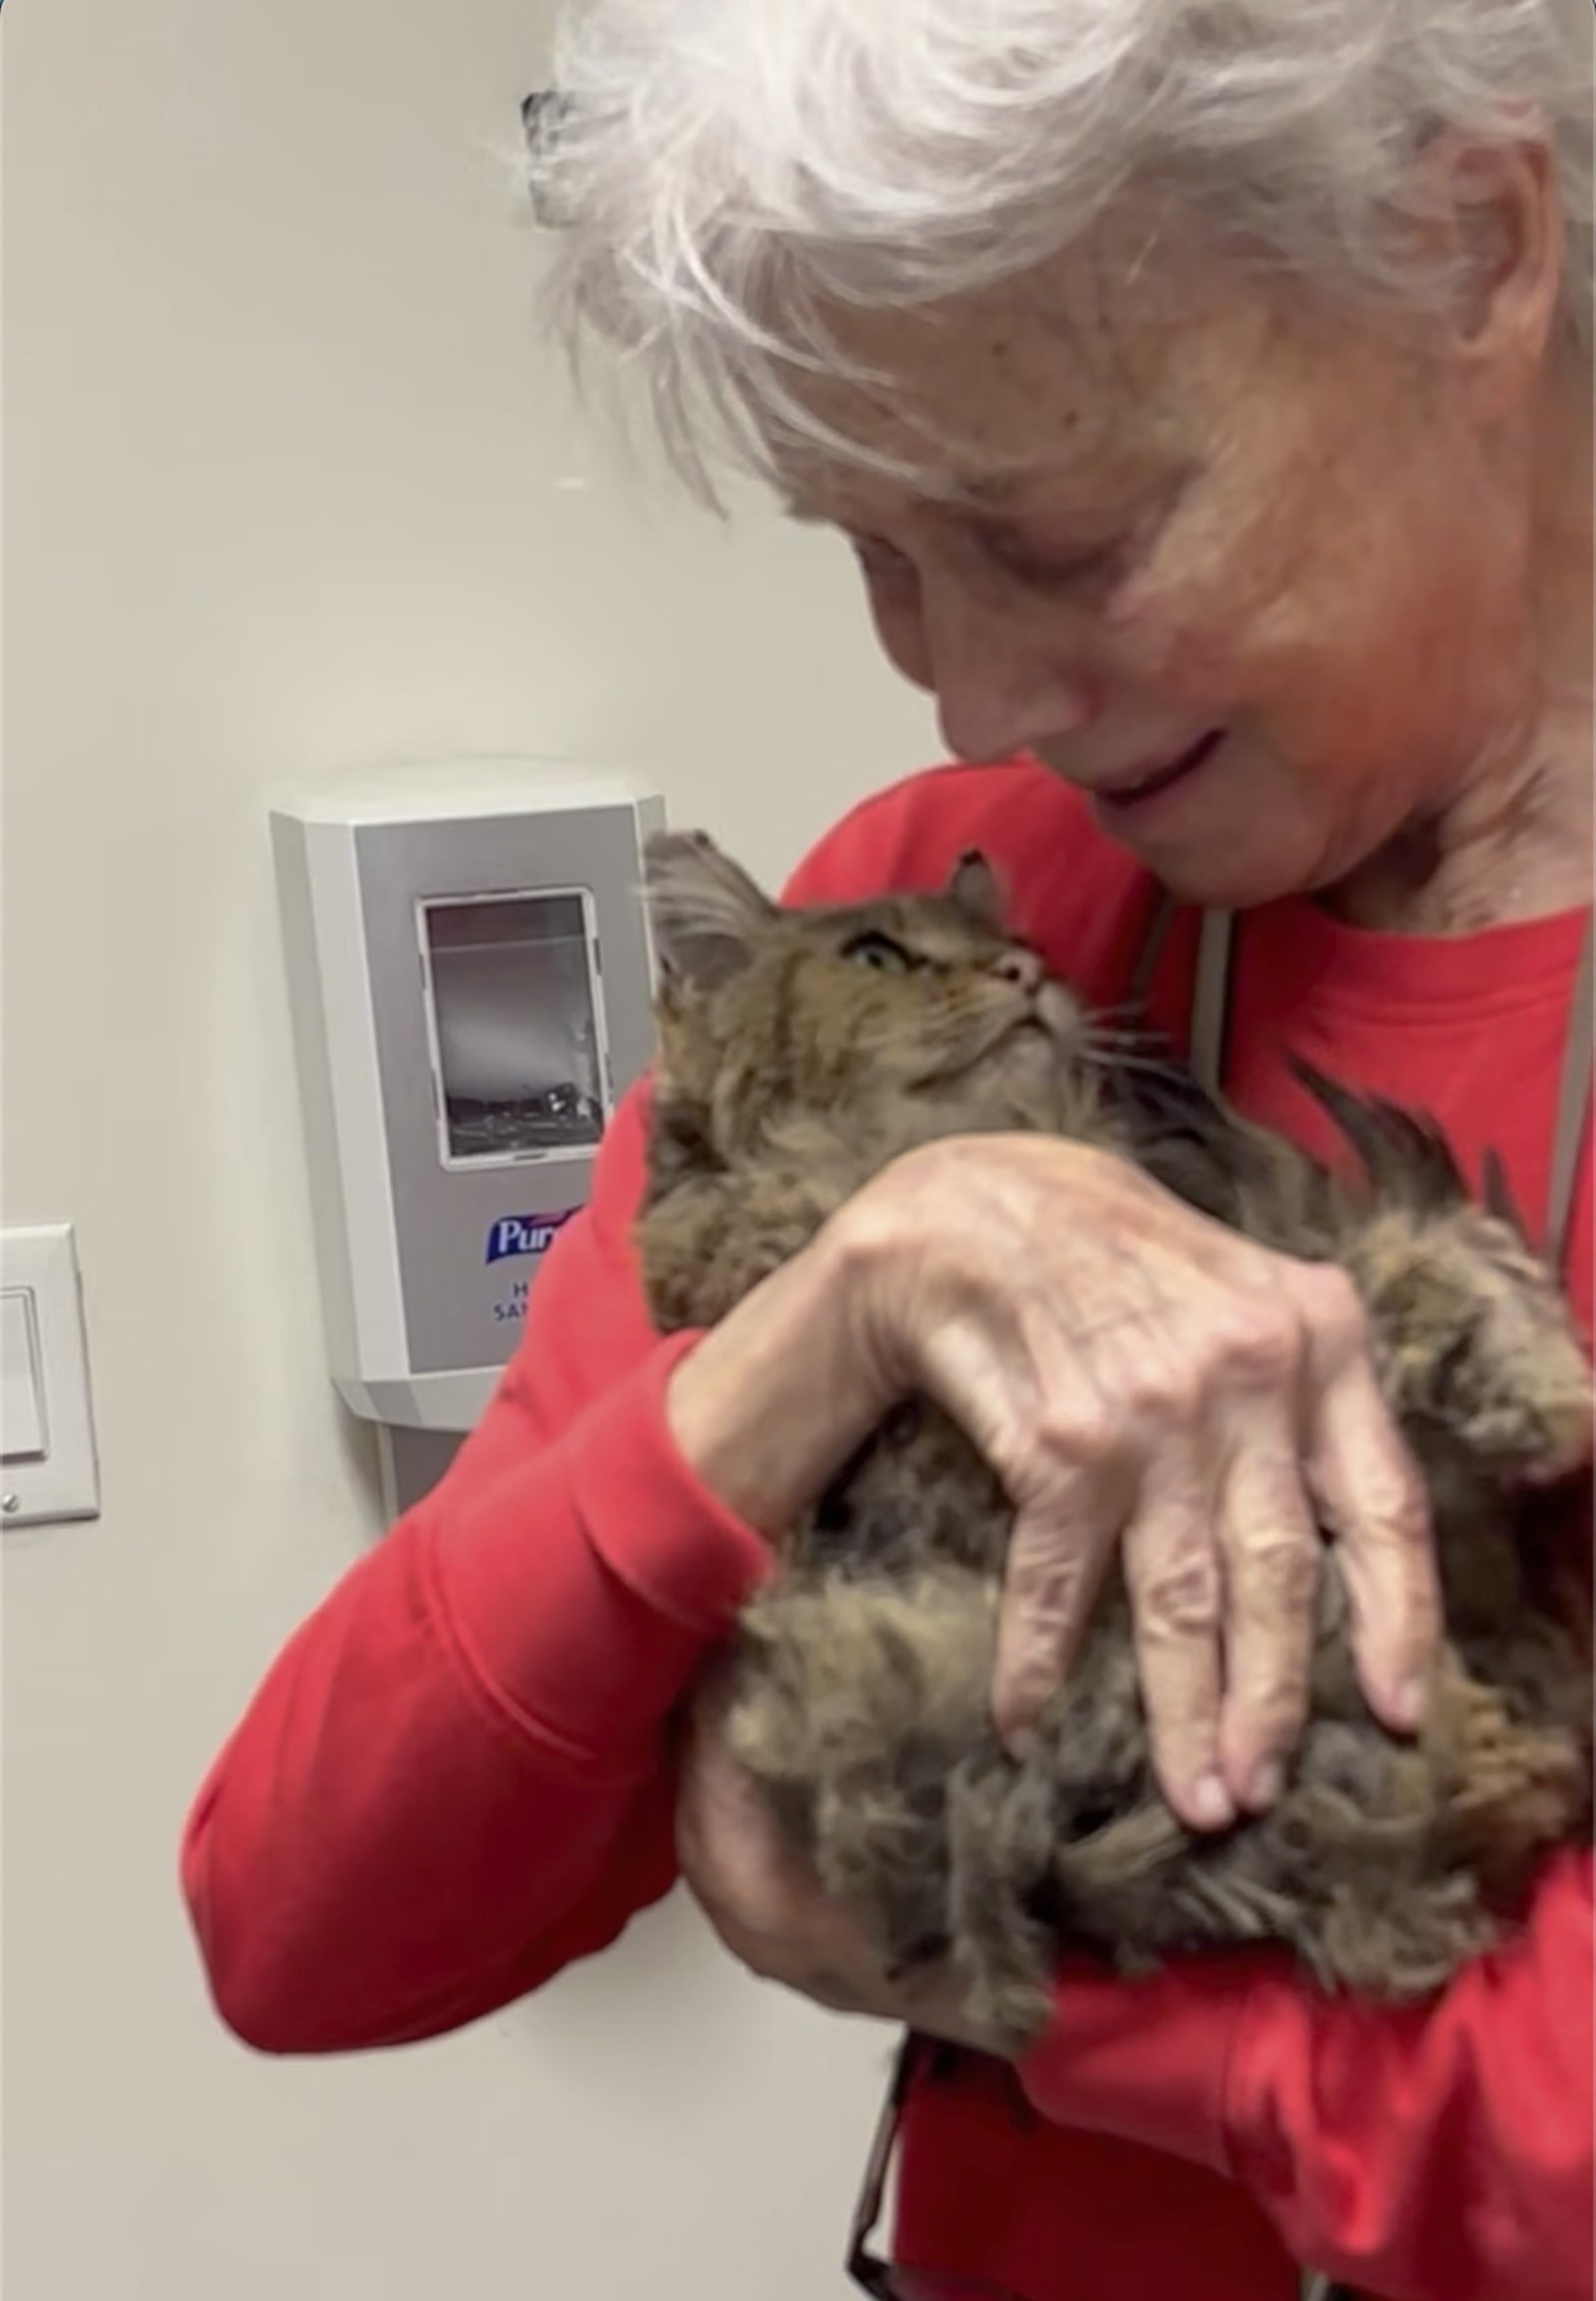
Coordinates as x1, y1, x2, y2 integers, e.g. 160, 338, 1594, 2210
484, 1210, 579, 1266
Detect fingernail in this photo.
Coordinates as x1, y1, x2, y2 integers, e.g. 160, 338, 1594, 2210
1248, 1760, 1286, 1812
1392, 1677, 1427, 1732
996, 1698, 1042, 1764
1189, 1771, 1236, 1831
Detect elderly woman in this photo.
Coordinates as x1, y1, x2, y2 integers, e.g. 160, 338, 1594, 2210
184, 3, 1593, 2296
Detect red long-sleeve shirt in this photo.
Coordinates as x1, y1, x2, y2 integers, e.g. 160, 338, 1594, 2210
184, 762, 1594, 2301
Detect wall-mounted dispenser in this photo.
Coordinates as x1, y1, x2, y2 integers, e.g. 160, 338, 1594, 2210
271, 763, 663, 1512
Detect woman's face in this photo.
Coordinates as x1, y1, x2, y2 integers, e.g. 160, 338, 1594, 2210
776, 239, 1548, 911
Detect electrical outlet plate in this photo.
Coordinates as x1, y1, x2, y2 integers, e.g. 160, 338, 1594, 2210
1, 1225, 101, 1528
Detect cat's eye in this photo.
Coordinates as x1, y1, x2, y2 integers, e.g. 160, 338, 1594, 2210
841, 930, 917, 975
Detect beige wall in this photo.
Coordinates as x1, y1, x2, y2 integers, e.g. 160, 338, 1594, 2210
2, 4, 936, 2296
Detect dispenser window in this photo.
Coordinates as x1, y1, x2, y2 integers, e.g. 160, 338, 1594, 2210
419, 890, 607, 1165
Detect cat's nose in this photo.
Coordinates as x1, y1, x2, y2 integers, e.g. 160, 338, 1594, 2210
993, 949, 1044, 994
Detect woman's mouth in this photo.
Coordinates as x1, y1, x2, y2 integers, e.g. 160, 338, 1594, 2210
1089, 729, 1228, 821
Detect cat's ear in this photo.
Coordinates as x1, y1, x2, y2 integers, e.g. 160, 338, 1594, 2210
644, 832, 777, 994
947, 850, 1009, 934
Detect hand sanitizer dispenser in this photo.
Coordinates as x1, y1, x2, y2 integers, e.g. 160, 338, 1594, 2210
271, 763, 663, 1510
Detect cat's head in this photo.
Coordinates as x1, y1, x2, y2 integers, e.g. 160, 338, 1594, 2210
642, 831, 1092, 1158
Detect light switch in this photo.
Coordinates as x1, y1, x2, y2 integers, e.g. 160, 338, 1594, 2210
1, 1290, 46, 1459
0, 1225, 100, 1528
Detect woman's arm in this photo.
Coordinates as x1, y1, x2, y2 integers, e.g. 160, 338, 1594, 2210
1021, 1849, 1594, 2301
181, 1095, 774, 2052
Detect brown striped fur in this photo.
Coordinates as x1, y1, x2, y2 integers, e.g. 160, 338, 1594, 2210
637, 834, 1593, 2046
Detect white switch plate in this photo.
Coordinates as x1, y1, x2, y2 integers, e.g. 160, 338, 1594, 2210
1, 1289, 46, 1457
0, 1225, 100, 1528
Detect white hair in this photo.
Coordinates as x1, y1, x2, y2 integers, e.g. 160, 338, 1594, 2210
531, 0, 1595, 495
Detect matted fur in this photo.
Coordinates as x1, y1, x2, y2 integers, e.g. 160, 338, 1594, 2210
637, 833, 1593, 2046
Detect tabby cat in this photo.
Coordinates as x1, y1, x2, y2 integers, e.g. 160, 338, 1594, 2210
637, 832, 1594, 2047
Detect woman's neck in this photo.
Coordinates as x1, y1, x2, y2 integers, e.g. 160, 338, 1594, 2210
1331, 737, 1592, 935
1331, 356, 1593, 938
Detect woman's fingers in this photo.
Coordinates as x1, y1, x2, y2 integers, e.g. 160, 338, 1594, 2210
853, 1141, 1442, 1828
1300, 1331, 1440, 1730
1120, 1445, 1233, 1829
1285, 1262, 1439, 1728
1211, 1409, 1322, 1810
675, 1696, 1004, 2044
993, 1489, 1117, 1751
676, 1708, 860, 1969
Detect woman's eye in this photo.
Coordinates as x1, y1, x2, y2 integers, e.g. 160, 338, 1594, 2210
990, 537, 1118, 592
842, 931, 917, 974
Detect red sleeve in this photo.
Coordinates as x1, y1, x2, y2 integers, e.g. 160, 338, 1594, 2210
181, 782, 935, 2058
181, 1091, 772, 2053
1020, 1848, 1594, 2300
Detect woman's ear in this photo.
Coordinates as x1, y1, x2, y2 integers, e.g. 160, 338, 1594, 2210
1416, 131, 1566, 411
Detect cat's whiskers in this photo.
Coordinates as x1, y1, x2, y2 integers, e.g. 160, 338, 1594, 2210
1078, 1026, 1179, 1064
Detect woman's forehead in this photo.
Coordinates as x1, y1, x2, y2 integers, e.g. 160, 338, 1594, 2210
770, 244, 1222, 518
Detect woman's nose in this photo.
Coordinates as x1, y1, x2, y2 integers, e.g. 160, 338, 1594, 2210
928, 593, 1100, 764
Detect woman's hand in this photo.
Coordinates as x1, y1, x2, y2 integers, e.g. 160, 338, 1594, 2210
834, 1137, 1440, 1831
674, 1685, 1007, 2056
666, 1133, 1441, 1836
